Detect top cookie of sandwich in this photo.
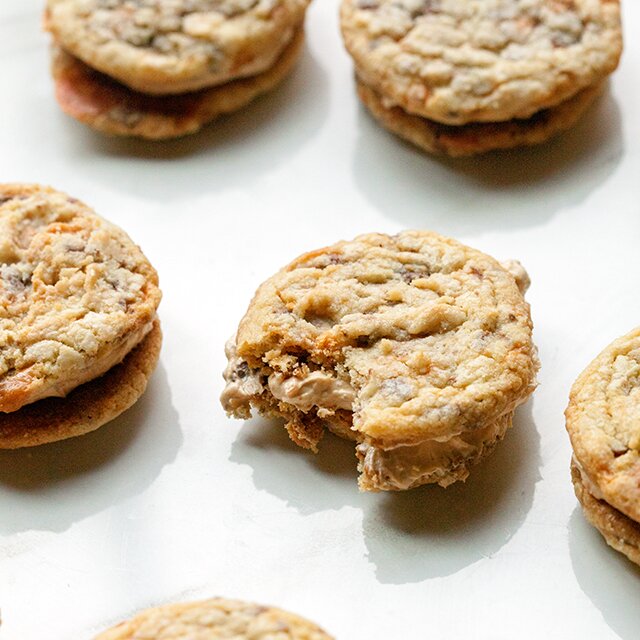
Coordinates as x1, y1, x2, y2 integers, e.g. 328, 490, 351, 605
340, 0, 622, 125
235, 231, 537, 447
0, 184, 161, 414
566, 327, 640, 525
46, 0, 310, 95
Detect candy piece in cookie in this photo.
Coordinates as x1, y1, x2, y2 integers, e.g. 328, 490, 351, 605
45, 0, 311, 138
0, 184, 162, 448
93, 597, 333, 640
566, 327, 640, 566
221, 231, 538, 491
340, 0, 622, 155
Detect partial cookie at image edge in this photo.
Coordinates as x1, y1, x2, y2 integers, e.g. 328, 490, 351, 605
222, 230, 538, 491
566, 326, 640, 524
571, 459, 640, 567
93, 596, 334, 640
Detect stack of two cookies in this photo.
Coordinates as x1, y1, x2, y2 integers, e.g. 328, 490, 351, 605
340, 0, 623, 156
566, 329, 640, 567
222, 231, 539, 491
45, 0, 311, 139
0, 185, 161, 448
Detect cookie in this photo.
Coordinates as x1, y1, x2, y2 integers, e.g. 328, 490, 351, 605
93, 597, 333, 639
341, 0, 622, 125
46, 0, 310, 95
571, 458, 640, 566
356, 78, 603, 156
566, 327, 640, 565
0, 184, 161, 447
0, 320, 161, 449
221, 231, 538, 491
51, 28, 303, 139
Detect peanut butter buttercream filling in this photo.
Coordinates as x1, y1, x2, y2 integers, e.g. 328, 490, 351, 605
222, 338, 514, 490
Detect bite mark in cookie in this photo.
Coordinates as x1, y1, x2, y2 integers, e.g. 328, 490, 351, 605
222, 231, 538, 491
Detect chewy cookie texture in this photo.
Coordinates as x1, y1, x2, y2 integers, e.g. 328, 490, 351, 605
46, 0, 310, 138
566, 328, 640, 567
222, 231, 538, 491
340, 0, 623, 156
93, 597, 334, 640
0, 184, 161, 448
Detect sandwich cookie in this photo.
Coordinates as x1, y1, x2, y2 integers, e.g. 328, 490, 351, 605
46, 0, 310, 138
340, 0, 622, 156
566, 327, 640, 566
222, 231, 538, 491
0, 184, 162, 448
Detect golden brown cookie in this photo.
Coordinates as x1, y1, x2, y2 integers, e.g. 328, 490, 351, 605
0, 184, 162, 447
94, 597, 333, 639
566, 326, 640, 565
0, 320, 161, 449
222, 231, 538, 491
341, 0, 622, 125
357, 78, 603, 157
571, 458, 640, 567
46, 0, 310, 95
51, 29, 303, 139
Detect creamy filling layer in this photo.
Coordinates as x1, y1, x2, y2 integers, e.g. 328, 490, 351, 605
220, 339, 264, 416
222, 340, 514, 489
267, 371, 355, 412
357, 414, 510, 490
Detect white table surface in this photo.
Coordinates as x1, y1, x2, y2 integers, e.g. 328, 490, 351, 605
1, 2, 639, 638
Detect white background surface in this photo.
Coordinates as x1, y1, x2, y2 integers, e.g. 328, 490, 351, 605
1, 1, 639, 638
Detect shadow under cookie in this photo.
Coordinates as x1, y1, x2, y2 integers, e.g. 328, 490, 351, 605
357, 79, 604, 157
0, 320, 162, 449
51, 30, 304, 140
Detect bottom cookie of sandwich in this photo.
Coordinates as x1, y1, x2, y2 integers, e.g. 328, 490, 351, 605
357, 79, 604, 157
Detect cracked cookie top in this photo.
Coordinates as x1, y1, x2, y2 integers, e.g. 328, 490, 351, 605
235, 231, 537, 447
566, 327, 640, 524
94, 597, 333, 639
340, 0, 622, 124
46, 0, 310, 94
0, 184, 161, 413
